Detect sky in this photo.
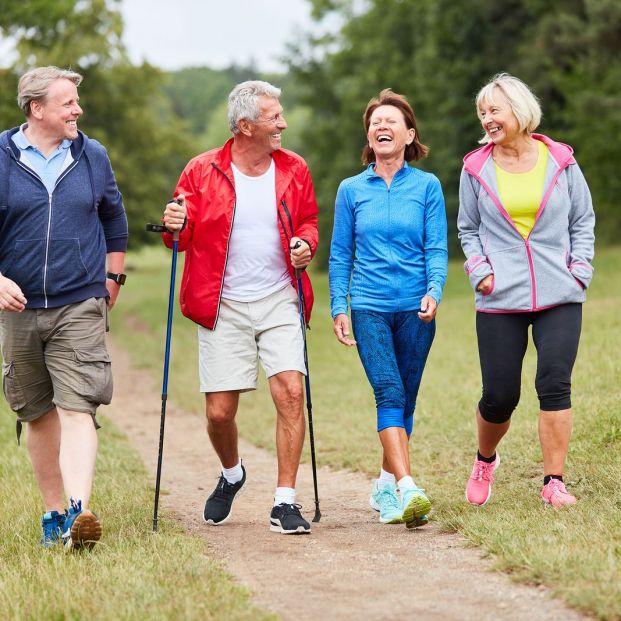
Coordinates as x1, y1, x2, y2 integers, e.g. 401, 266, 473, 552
120, 0, 336, 72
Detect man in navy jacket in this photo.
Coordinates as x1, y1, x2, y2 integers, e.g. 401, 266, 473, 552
0, 66, 128, 550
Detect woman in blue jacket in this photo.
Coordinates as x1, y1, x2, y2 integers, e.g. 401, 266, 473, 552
329, 89, 448, 527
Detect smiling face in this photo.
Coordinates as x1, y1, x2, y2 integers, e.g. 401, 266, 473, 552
366, 104, 415, 162
31, 78, 82, 142
249, 95, 287, 154
478, 87, 521, 145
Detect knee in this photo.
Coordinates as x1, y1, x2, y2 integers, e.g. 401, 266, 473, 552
273, 375, 304, 417
479, 389, 519, 424
536, 371, 572, 411
206, 403, 237, 427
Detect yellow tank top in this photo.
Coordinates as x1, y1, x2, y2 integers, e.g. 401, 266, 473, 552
494, 141, 548, 239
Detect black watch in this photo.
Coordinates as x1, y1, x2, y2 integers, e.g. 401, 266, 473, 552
106, 271, 127, 285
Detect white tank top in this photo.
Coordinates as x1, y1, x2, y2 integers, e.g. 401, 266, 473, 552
222, 159, 290, 301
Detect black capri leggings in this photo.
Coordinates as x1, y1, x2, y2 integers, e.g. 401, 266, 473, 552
476, 304, 582, 424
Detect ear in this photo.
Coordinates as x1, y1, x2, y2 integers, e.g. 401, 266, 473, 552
405, 128, 415, 145
29, 99, 44, 120
237, 118, 253, 137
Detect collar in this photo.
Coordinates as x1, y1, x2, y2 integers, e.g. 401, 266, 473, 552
12, 123, 72, 154
365, 160, 410, 179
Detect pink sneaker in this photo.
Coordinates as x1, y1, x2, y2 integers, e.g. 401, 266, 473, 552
541, 479, 577, 507
465, 454, 500, 506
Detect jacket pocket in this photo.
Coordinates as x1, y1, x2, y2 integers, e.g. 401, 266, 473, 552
73, 348, 113, 405
479, 245, 531, 310
531, 246, 586, 307
2, 239, 47, 295
47, 239, 91, 295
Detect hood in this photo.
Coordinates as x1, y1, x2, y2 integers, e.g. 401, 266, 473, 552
1, 126, 87, 160
463, 133, 575, 176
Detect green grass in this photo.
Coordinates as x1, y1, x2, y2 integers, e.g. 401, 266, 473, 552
112, 244, 621, 620
0, 403, 275, 621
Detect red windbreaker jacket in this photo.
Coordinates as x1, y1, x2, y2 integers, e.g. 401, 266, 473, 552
163, 139, 319, 329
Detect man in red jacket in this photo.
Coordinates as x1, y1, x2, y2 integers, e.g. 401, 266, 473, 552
162, 81, 319, 534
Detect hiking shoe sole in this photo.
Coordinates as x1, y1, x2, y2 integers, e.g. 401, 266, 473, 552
401, 493, 432, 524
269, 521, 311, 535
405, 514, 430, 529
65, 511, 102, 550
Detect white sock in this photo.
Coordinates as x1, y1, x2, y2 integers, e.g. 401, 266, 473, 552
398, 475, 415, 490
222, 461, 243, 484
274, 487, 296, 507
378, 469, 396, 485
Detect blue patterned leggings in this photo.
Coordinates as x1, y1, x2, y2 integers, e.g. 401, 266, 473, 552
351, 309, 435, 434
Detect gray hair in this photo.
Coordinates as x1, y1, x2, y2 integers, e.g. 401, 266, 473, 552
17, 66, 83, 117
476, 73, 542, 144
228, 80, 282, 134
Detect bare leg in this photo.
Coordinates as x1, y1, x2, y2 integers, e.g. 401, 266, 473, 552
378, 427, 410, 480
539, 408, 572, 475
269, 371, 305, 488
57, 406, 98, 508
205, 391, 240, 469
26, 409, 64, 512
476, 408, 510, 458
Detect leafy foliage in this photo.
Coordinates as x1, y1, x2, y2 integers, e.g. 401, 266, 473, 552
293, 0, 621, 266
0, 0, 197, 247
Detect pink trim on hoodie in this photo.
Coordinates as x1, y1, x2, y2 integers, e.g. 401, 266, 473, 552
462, 134, 576, 312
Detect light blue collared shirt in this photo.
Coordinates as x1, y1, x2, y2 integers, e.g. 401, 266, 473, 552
11, 124, 73, 194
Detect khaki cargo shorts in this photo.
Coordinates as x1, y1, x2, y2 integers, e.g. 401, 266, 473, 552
0, 297, 112, 425
198, 285, 306, 392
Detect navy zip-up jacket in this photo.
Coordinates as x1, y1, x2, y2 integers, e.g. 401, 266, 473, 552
0, 127, 128, 309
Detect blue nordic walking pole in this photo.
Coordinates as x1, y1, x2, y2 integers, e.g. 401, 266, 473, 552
292, 241, 321, 522
145, 199, 182, 532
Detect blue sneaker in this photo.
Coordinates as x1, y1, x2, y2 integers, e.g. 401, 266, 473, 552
41, 511, 66, 548
62, 498, 102, 550
372, 482, 403, 524
400, 486, 432, 525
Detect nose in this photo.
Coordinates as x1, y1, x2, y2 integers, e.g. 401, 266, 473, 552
73, 103, 83, 116
277, 115, 287, 130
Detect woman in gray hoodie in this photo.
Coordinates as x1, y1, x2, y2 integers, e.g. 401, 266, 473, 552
457, 73, 595, 508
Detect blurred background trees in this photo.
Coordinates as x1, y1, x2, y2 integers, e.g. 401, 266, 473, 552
1, 0, 619, 261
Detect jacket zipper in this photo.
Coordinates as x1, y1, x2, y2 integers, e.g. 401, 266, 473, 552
211, 163, 237, 329
12, 156, 79, 308
467, 163, 567, 311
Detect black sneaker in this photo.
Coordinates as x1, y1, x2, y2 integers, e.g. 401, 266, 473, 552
203, 466, 246, 525
269, 503, 311, 534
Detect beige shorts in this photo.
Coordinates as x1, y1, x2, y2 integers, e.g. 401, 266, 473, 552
0, 298, 112, 424
198, 285, 306, 392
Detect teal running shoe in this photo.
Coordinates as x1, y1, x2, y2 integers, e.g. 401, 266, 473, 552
372, 482, 403, 524
400, 486, 432, 525
405, 514, 429, 529
41, 511, 66, 548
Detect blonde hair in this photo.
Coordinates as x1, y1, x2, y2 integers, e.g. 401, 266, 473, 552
17, 66, 83, 117
476, 73, 541, 144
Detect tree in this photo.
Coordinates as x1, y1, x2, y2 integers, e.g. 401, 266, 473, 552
0, 0, 198, 246
290, 0, 621, 266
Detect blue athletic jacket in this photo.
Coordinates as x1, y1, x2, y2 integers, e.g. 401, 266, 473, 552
329, 162, 448, 318
0, 128, 128, 309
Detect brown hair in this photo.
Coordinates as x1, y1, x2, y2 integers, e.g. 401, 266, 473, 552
361, 89, 429, 165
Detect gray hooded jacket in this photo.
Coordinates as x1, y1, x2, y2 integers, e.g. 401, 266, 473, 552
457, 134, 595, 312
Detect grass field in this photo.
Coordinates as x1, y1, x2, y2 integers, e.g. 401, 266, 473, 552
0, 399, 274, 619
108, 243, 621, 620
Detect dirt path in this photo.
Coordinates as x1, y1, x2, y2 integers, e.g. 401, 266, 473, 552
104, 338, 585, 621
